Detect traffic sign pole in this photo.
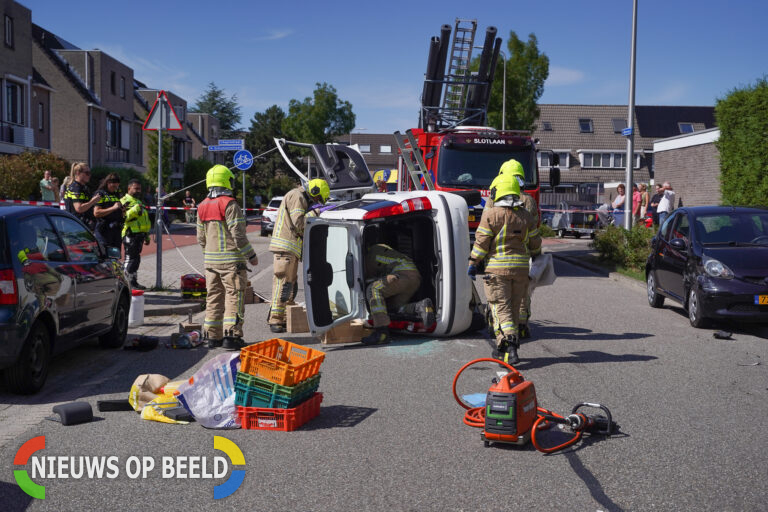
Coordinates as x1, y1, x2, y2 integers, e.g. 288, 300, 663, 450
156, 93, 163, 289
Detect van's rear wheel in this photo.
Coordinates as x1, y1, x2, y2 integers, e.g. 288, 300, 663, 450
3, 323, 50, 394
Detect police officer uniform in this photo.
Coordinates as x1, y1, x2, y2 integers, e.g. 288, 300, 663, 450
197, 165, 257, 349
94, 188, 124, 250
64, 180, 96, 230
120, 192, 151, 289
267, 179, 329, 333
469, 177, 541, 364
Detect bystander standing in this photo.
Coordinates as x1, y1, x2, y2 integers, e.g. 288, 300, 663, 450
656, 182, 676, 226
648, 184, 663, 226
39, 170, 55, 203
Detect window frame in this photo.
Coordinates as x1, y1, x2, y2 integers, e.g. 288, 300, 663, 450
542, 121, 552, 131
578, 118, 593, 133
110, 71, 116, 95
4, 15, 13, 49
581, 152, 641, 169
5, 81, 24, 125
49, 214, 100, 263
14, 214, 67, 263
678, 122, 694, 134
358, 144, 371, 153
38, 102, 44, 131
106, 115, 120, 147
379, 145, 392, 154
120, 76, 125, 99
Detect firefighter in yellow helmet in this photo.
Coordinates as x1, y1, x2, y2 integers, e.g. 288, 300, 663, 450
469, 177, 541, 364
267, 178, 330, 333
197, 165, 258, 349
486, 158, 539, 339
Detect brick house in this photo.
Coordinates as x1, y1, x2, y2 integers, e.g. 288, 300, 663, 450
338, 133, 397, 173
134, 86, 191, 188
653, 128, 720, 207
1, 0, 53, 154
533, 104, 716, 201
186, 112, 225, 165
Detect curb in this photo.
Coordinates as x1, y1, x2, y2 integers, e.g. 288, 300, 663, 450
550, 252, 646, 291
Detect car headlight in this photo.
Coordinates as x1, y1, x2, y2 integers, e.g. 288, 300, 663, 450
703, 256, 734, 279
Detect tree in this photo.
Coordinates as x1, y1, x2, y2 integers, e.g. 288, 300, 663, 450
245, 105, 287, 192
282, 82, 355, 143
716, 77, 768, 206
190, 82, 242, 132
146, 131, 172, 193
474, 32, 549, 132
183, 158, 213, 200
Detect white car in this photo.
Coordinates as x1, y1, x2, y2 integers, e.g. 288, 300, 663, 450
260, 196, 283, 236
303, 190, 475, 337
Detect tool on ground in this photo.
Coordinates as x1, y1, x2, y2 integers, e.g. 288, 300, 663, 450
124, 335, 159, 351
452, 358, 617, 452
97, 399, 135, 412
181, 273, 207, 301
47, 402, 94, 426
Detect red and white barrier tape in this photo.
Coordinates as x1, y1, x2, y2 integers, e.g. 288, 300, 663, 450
540, 207, 601, 214
0, 199, 263, 212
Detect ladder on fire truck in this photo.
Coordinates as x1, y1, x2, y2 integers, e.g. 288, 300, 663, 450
394, 129, 435, 191
441, 19, 478, 125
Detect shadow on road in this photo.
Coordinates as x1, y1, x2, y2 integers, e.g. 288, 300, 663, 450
664, 305, 768, 340
0, 480, 33, 510
515, 350, 657, 371
531, 322, 654, 342
302, 405, 377, 430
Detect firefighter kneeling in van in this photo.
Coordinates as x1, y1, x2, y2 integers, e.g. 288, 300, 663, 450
361, 243, 435, 345
469, 177, 541, 364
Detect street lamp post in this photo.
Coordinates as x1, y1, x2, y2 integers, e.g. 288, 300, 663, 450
624, 0, 638, 230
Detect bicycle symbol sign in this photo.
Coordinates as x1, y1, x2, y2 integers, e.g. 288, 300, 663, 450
233, 150, 253, 171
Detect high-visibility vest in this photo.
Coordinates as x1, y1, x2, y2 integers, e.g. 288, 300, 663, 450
120, 194, 151, 236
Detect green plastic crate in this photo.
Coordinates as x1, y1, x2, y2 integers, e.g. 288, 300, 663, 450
234, 372, 321, 409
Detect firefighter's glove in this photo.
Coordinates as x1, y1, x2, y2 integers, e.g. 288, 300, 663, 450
249, 256, 259, 267
467, 264, 477, 281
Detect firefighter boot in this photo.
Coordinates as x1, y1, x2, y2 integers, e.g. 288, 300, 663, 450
205, 337, 223, 348
504, 335, 520, 365
361, 327, 390, 346
222, 336, 246, 351
492, 338, 509, 361
518, 324, 531, 340
415, 298, 436, 327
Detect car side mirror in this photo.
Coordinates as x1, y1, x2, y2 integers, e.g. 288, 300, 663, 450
106, 246, 122, 259
549, 167, 561, 188
670, 238, 687, 251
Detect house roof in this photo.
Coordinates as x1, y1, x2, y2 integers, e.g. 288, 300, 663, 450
32, 23, 101, 106
635, 105, 716, 138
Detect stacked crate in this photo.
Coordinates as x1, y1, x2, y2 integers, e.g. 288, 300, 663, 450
235, 339, 325, 431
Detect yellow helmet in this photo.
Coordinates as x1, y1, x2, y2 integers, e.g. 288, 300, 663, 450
499, 159, 524, 178
206, 165, 235, 189
490, 175, 521, 202
306, 178, 330, 204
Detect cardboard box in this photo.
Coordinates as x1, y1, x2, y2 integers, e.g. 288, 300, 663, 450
180, 322, 202, 333
286, 305, 309, 333
322, 319, 372, 345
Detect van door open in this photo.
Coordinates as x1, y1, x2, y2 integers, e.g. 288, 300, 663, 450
303, 219, 364, 333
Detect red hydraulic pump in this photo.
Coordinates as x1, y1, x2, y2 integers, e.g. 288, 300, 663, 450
453, 358, 618, 452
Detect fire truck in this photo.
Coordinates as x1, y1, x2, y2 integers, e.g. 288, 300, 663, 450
395, 19, 560, 228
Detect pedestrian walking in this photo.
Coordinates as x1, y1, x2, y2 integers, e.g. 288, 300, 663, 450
197, 165, 258, 349
468, 176, 541, 364
120, 179, 151, 290
93, 173, 124, 251
267, 179, 330, 333
63, 162, 100, 229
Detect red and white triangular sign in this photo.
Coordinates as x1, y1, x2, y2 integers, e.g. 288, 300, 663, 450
142, 90, 183, 131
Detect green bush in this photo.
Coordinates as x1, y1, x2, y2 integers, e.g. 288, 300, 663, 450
591, 224, 655, 271
539, 224, 556, 238
90, 166, 152, 198
0, 151, 69, 200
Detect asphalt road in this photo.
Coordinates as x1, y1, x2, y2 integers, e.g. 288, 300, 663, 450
1, 237, 767, 511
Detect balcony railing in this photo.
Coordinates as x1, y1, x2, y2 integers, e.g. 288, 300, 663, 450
105, 146, 129, 163
0, 121, 34, 146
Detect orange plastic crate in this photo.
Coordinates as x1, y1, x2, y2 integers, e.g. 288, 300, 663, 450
239, 338, 325, 386
237, 392, 323, 431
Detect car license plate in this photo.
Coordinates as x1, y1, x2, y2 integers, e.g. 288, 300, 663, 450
468, 215, 475, 222
756, 295, 768, 305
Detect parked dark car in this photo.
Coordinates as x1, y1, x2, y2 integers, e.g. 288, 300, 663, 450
0, 206, 130, 394
645, 206, 768, 328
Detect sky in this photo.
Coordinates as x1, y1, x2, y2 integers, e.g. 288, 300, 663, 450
22, 0, 768, 135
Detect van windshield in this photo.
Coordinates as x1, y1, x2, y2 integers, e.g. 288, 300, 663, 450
436, 146, 537, 189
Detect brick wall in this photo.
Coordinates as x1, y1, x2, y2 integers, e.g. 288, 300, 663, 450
654, 142, 720, 207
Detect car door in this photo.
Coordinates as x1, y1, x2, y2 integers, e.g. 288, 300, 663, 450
656, 212, 690, 300
302, 218, 364, 334
49, 214, 116, 335
11, 214, 78, 341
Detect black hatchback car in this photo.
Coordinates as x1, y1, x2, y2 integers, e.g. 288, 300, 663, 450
0, 206, 130, 394
645, 206, 768, 328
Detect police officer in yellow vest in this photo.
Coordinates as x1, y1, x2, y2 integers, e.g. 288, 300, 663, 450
469, 176, 541, 364
361, 243, 435, 345
197, 165, 257, 349
267, 179, 329, 333
485, 159, 539, 339
120, 179, 151, 290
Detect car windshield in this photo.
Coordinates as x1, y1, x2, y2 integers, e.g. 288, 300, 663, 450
436, 146, 537, 189
695, 212, 768, 245
268, 199, 282, 208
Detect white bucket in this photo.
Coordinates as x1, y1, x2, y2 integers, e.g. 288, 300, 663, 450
128, 289, 145, 327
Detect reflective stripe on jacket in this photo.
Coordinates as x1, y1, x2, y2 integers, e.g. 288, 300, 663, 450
364, 244, 418, 278
120, 194, 151, 236
269, 187, 308, 259
485, 191, 538, 219
197, 195, 255, 267
470, 204, 541, 275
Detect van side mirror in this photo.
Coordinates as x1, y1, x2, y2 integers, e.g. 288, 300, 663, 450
549, 167, 561, 188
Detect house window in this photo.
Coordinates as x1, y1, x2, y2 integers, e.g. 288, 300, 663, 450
678, 122, 694, 134
612, 118, 627, 133
582, 152, 640, 169
539, 152, 550, 167
557, 151, 569, 168
542, 121, 552, 131
4, 15, 13, 48
120, 77, 125, 98
379, 145, 392, 154
110, 72, 116, 95
38, 103, 44, 131
359, 144, 371, 153
5, 82, 24, 124
578, 119, 593, 133
106, 116, 120, 147
538, 151, 570, 168
175, 105, 185, 122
